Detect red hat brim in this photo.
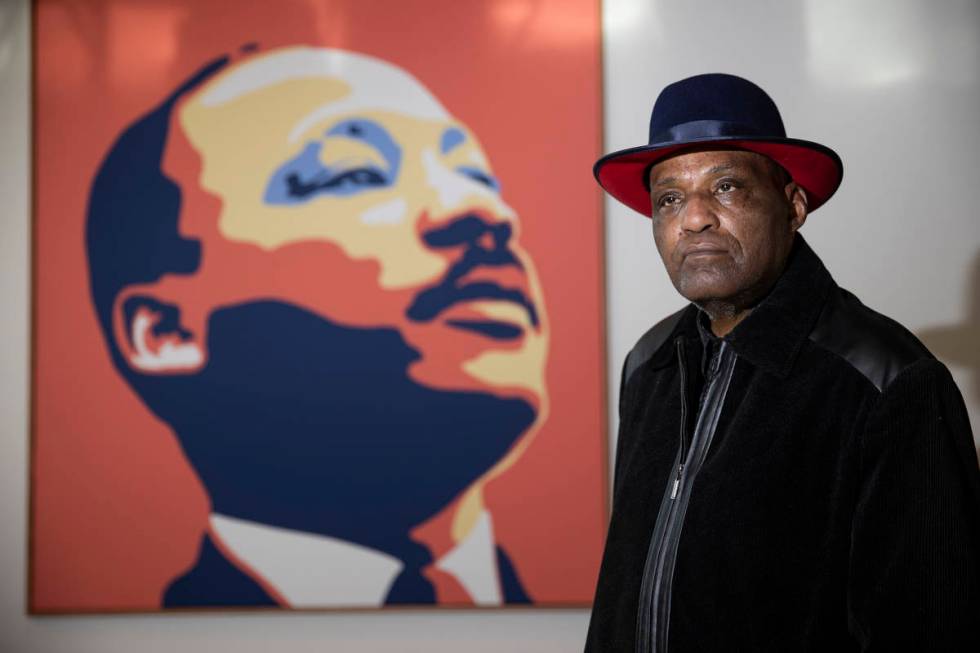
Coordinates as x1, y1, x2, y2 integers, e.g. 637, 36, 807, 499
594, 137, 843, 217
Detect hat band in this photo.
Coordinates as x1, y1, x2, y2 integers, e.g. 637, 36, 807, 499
649, 119, 780, 146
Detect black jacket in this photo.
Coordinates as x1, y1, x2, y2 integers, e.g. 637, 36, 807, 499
585, 238, 980, 652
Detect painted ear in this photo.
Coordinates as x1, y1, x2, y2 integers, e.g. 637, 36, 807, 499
115, 295, 205, 375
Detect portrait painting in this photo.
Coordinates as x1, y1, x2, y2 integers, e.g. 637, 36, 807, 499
30, 0, 606, 611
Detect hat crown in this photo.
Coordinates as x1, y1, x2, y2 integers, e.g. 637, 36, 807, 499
648, 73, 786, 144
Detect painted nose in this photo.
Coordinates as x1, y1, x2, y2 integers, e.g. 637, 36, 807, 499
421, 214, 513, 254
419, 149, 515, 230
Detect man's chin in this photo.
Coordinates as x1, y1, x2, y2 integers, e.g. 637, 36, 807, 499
674, 271, 741, 305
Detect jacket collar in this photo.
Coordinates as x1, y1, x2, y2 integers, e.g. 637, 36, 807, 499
645, 236, 835, 375
722, 235, 835, 378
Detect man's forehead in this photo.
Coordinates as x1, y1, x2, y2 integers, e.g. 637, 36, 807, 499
649, 149, 772, 187
194, 46, 451, 142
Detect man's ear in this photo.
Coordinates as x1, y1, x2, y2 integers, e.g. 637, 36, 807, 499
787, 182, 809, 233
112, 294, 206, 375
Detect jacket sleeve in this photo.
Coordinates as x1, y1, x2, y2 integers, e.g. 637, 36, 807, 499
610, 350, 633, 507
848, 359, 980, 651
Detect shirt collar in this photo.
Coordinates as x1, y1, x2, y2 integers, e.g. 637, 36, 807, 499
208, 510, 503, 607
695, 309, 718, 347
209, 512, 403, 607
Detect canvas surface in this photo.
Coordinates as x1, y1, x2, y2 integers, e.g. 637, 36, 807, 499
31, 0, 606, 611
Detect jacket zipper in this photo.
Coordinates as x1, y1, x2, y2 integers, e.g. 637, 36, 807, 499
635, 339, 737, 653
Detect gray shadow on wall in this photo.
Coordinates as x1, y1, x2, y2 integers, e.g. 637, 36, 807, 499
0, 0, 22, 75
917, 249, 980, 452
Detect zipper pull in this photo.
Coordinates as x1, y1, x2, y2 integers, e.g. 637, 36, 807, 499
670, 463, 685, 500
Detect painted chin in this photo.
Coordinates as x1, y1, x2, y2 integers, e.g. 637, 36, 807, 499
400, 305, 535, 383
439, 300, 534, 342
402, 319, 547, 410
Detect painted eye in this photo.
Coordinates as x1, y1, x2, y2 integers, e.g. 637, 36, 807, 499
284, 167, 387, 198
330, 168, 386, 187
264, 125, 399, 205
457, 166, 500, 191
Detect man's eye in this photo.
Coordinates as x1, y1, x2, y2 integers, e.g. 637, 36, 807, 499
716, 180, 737, 193
656, 193, 681, 209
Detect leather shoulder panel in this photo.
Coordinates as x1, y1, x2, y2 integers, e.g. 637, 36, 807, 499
808, 287, 933, 392
624, 307, 687, 385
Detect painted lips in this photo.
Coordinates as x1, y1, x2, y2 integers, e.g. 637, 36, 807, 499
407, 217, 540, 339
406, 263, 538, 340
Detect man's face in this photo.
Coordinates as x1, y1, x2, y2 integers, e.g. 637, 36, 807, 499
130, 48, 547, 408
647, 149, 805, 311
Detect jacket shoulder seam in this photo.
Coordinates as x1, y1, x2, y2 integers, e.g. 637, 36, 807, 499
808, 288, 932, 393
624, 307, 687, 385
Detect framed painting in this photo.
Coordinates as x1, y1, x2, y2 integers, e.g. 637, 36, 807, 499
30, 0, 606, 612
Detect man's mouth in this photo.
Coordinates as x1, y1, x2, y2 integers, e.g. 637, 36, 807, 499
680, 239, 731, 261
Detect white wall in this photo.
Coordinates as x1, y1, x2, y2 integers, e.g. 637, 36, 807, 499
603, 0, 980, 445
2, 1, 977, 651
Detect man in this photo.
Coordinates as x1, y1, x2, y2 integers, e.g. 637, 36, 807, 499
586, 73, 979, 651
86, 46, 548, 608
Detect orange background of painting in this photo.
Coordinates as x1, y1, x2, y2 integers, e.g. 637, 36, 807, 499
31, 0, 606, 611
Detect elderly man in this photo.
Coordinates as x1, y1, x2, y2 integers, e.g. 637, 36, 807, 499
586, 74, 979, 651
86, 46, 547, 608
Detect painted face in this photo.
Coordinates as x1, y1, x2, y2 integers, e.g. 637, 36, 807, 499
647, 149, 805, 312
123, 47, 547, 409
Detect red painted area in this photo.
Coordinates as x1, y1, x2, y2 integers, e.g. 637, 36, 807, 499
32, 0, 605, 610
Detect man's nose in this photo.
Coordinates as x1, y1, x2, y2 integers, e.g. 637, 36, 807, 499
680, 191, 720, 233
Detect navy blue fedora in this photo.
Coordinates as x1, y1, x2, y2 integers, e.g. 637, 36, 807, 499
594, 73, 843, 217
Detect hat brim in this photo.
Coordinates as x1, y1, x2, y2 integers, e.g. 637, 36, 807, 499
594, 137, 843, 217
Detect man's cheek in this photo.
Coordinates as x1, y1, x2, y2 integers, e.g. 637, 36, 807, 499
652, 227, 676, 269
